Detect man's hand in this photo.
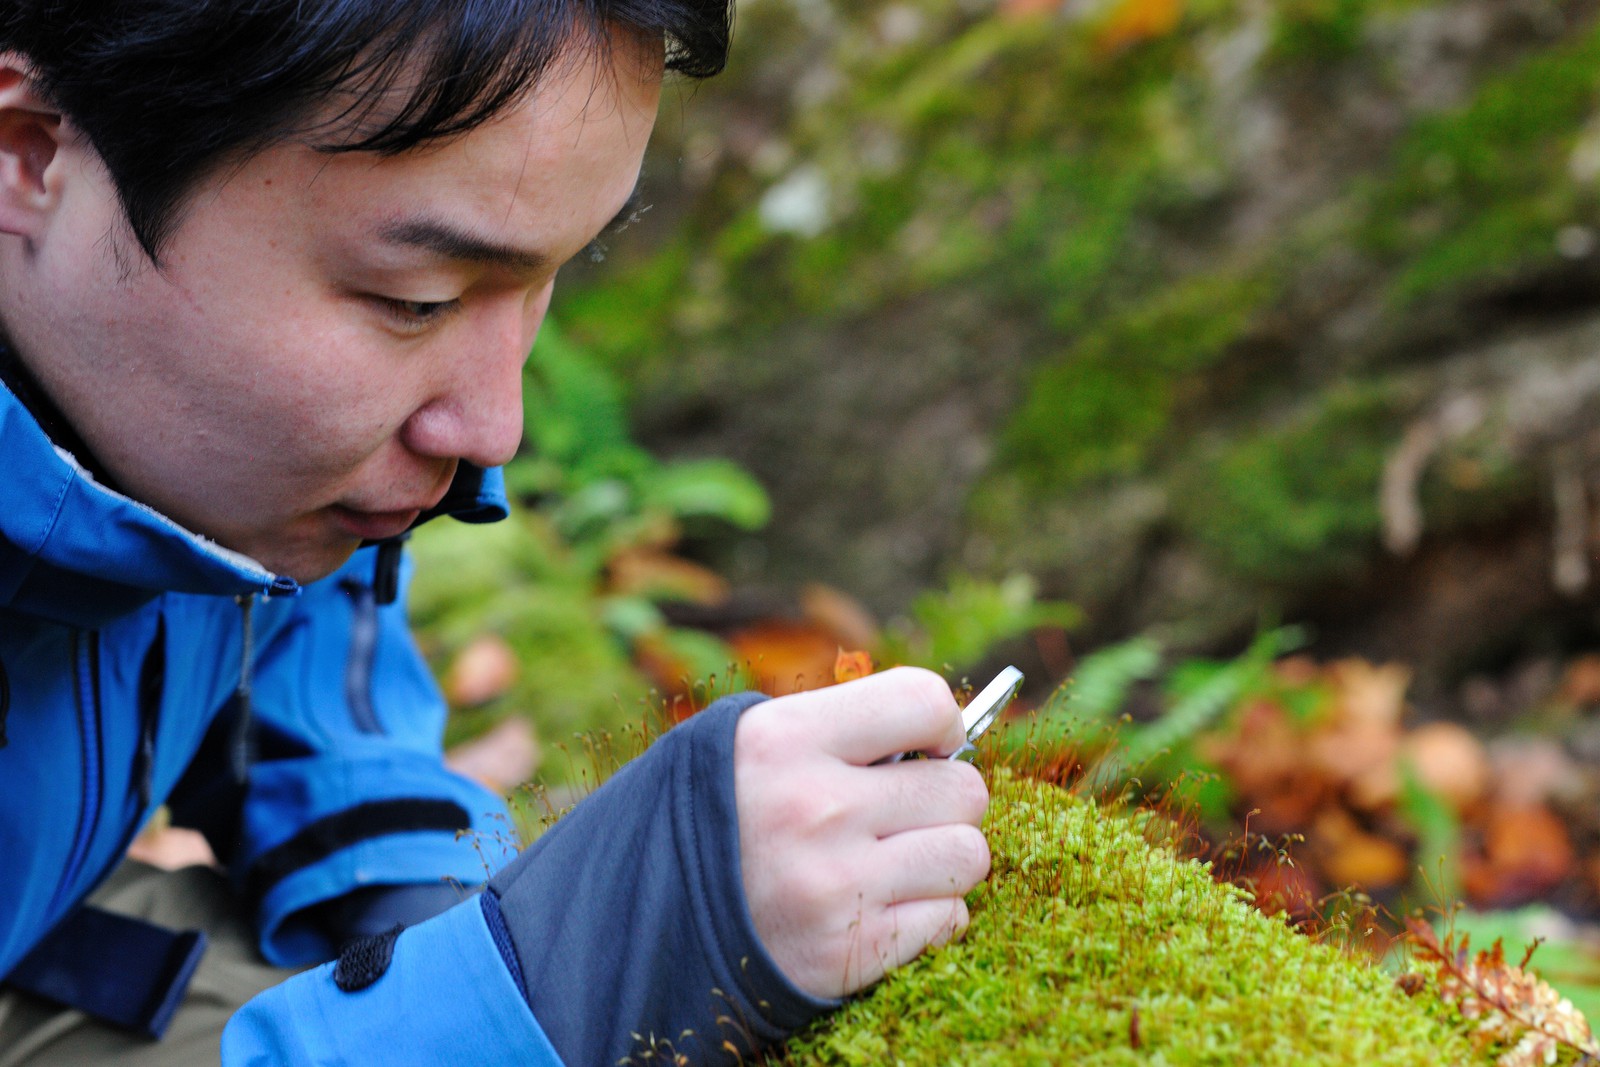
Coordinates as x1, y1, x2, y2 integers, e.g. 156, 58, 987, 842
735, 667, 992, 999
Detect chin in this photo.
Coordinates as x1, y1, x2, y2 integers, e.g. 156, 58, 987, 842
246, 538, 362, 586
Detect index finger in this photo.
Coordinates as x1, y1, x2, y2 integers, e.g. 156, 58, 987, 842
778, 666, 965, 765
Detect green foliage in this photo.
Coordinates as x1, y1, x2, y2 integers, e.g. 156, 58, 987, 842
408, 510, 648, 748
1363, 20, 1600, 303
556, 237, 694, 375
1398, 761, 1462, 902
1004, 269, 1276, 490
1018, 628, 1301, 812
509, 320, 770, 563
1270, 0, 1365, 62
778, 772, 1483, 1064
561, 0, 1240, 379
543, 0, 1600, 658
1172, 383, 1401, 584
883, 573, 1083, 673
1267, 0, 1428, 63
1057, 636, 1165, 726
1122, 627, 1302, 767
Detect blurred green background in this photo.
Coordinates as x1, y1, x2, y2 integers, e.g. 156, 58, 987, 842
415, 0, 1600, 944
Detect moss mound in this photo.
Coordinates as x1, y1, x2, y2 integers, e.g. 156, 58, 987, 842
775, 771, 1479, 1065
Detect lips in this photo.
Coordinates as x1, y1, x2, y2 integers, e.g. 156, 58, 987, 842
332, 464, 456, 541
330, 505, 424, 541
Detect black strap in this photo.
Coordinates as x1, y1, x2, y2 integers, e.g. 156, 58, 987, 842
244, 798, 471, 905
4, 905, 208, 1039
371, 534, 408, 606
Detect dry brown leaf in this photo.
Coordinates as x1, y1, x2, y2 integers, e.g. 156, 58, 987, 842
1465, 804, 1575, 907
1404, 919, 1600, 1066
1202, 699, 1333, 829
1405, 722, 1490, 811
1313, 809, 1410, 890
999, 0, 1060, 21
606, 546, 729, 605
445, 717, 541, 793
801, 583, 881, 653
1559, 654, 1600, 706
445, 634, 520, 707
1310, 660, 1410, 809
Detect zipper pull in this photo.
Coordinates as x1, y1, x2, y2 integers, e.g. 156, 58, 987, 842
229, 595, 256, 785
372, 534, 409, 607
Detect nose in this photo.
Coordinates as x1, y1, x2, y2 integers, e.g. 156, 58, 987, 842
401, 284, 551, 469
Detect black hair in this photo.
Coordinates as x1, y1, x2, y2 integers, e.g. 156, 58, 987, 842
0, 0, 729, 262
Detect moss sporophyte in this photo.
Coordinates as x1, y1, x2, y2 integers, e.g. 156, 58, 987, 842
766, 770, 1588, 1065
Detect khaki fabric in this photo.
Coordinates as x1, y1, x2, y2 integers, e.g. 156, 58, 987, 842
0, 862, 302, 1067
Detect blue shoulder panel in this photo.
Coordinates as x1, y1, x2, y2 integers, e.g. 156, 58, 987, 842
221, 894, 562, 1066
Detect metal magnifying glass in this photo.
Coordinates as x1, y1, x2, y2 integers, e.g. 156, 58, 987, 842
876, 665, 1024, 765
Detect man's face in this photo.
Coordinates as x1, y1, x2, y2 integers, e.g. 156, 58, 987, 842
7, 39, 661, 581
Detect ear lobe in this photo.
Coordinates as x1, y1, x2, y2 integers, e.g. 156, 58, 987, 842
0, 58, 64, 240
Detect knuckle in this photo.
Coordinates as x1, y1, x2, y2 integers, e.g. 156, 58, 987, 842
795, 863, 853, 916
735, 703, 799, 765
885, 666, 957, 719
798, 791, 850, 837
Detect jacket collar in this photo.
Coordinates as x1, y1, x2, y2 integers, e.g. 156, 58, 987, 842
0, 378, 508, 629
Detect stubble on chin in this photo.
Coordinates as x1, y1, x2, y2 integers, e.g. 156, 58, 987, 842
213, 514, 363, 585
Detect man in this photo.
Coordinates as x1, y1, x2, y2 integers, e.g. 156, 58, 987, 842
0, 3, 990, 1065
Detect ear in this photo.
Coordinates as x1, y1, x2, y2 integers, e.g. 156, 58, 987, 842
0, 56, 64, 240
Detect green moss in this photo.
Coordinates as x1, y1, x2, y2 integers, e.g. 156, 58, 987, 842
1269, 0, 1372, 63
560, 0, 1240, 353
1363, 18, 1600, 304
1170, 382, 1400, 585
1267, 0, 1431, 64
1002, 269, 1276, 491
777, 771, 1480, 1065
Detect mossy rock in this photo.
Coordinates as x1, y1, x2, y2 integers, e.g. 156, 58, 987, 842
774, 771, 1494, 1065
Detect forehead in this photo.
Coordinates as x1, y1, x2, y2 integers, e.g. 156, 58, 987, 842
190, 40, 663, 263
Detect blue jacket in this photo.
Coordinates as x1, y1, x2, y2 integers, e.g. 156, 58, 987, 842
0, 373, 830, 1063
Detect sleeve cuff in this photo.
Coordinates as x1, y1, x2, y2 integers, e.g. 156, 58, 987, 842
677, 693, 843, 1042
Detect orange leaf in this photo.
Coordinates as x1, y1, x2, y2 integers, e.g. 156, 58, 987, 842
1465, 804, 1575, 907
1313, 809, 1409, 891
729, 621, 842, 696
833, 648, 875, 684
1093, 0, 1184, 56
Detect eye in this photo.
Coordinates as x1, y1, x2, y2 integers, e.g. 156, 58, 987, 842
371, 296, 461, 330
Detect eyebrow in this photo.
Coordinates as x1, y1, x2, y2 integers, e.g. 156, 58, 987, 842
375, 185, 645, 274
376, 216, 552, 274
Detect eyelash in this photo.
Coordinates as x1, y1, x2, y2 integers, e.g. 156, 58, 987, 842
374, 296, 461, 329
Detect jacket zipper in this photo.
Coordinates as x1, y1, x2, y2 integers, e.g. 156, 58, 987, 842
49, 630, 104, 916
341, 579, 384, 734
0, 647, 10, 750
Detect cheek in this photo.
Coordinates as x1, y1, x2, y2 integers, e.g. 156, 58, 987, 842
229, 333, 418, 479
